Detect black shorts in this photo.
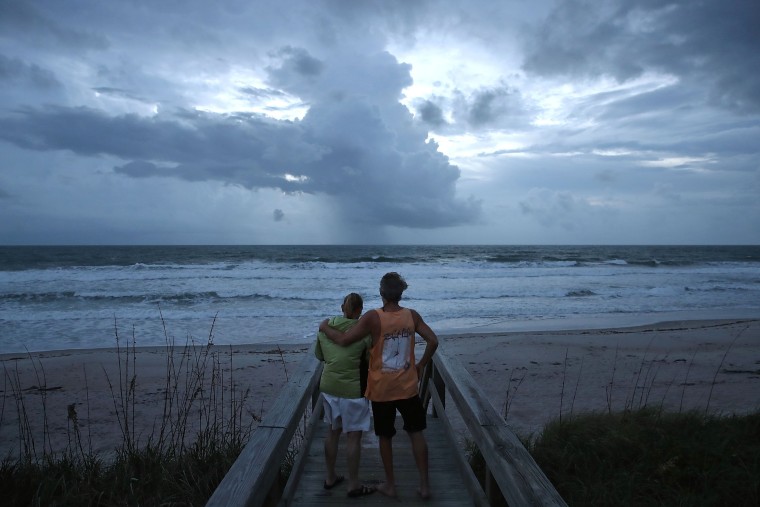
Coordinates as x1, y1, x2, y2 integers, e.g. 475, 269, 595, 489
371, 395, 427, 438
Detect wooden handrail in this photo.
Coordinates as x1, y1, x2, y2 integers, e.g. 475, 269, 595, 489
206, 353, 323, 507
421, 343, 567, 506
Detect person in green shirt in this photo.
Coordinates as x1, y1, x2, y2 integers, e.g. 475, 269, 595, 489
314, 292, 376, 498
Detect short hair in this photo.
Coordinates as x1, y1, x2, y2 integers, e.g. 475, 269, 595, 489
342, 292, 363, 315
379, 272, 408, 302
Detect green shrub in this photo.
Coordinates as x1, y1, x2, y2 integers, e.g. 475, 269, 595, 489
527, 408, 760, 507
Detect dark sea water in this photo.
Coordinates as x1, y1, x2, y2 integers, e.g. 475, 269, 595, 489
1, 245, 759, 353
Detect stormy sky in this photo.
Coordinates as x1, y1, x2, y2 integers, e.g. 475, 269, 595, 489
1, 0, 758, 245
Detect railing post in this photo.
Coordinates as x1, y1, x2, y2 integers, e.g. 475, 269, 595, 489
419, 359, 432, 412
263, 469, 282, 507
485, 468, 493, 503
432, 362, 445, 418
485, 468, 507, 506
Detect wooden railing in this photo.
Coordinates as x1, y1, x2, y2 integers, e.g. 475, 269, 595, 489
207, 344, 566, 506
421, 342, 567, 506
205, 353, 323, 507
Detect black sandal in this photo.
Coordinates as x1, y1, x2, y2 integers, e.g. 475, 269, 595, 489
347, 484, 377, 497
323, 476, 345, 490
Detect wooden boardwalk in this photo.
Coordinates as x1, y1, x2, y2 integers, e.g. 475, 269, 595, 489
288, 418, 474, 506
206, 347, 567, 507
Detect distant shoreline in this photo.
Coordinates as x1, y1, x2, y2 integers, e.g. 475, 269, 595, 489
3, 310, 759, 357
436, 309, 760, 336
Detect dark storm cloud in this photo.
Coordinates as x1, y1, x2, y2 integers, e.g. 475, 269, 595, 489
0, 0, 758, 244
415, 99, 447, 127
273, 46, 325, 77
522, 0, 760, 111
0, 54, 60, 89
0, 47, 481, 229
415, 85, 531, 133
0, 1, 108, 51
462, 86, 528, 128
265, 47, 481, 227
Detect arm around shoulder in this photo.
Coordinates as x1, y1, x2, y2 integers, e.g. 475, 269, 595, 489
320, 311, 377, 346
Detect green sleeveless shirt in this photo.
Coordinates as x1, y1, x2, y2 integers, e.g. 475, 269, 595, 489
314, 316, 371, 398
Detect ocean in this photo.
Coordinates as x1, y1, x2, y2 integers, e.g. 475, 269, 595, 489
1, 245, 759, 354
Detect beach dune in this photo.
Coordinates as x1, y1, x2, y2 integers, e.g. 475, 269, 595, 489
2, 318, 758, 459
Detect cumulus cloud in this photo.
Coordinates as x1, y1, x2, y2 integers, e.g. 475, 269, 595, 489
0, 47, 481, 229
0, 0, 757, 244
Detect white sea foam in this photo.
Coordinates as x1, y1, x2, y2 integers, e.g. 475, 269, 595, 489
1, 245, 759, 353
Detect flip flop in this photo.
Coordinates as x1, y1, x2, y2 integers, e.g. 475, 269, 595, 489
323, 475, 345, 490
347, 484, 377, 497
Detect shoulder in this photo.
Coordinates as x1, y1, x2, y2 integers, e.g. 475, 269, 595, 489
331, 315, 359, 330
329, 315, 346, 325
363, 309, 380, 321
360, 309, 381, 335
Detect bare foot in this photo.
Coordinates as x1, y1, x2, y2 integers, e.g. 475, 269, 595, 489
377, 482, 397, 498
418, 487, 432, 500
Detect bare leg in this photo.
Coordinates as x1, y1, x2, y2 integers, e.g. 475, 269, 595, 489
324, 426, 342, 486
345, 430, 362, 491
377, 435, 397, 497
408, 430, 431, 499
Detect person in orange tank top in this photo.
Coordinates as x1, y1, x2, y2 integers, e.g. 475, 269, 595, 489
319, 272, 439, 499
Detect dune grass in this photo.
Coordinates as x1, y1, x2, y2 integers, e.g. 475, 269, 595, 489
1, 442, 245, 506
526, 408, 760, 507
0, 315, 261, 506
470, 323, 760, 506
466, 405, 760, 507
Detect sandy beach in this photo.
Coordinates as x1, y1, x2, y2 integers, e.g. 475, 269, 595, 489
2, 318, 759, 459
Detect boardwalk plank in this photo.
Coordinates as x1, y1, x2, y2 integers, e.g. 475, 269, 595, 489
286, 417, 476, 506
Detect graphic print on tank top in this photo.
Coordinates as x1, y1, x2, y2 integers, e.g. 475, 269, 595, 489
381, 327, 412, 372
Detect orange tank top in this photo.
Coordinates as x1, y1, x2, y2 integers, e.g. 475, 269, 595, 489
365, 307, 418, 402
